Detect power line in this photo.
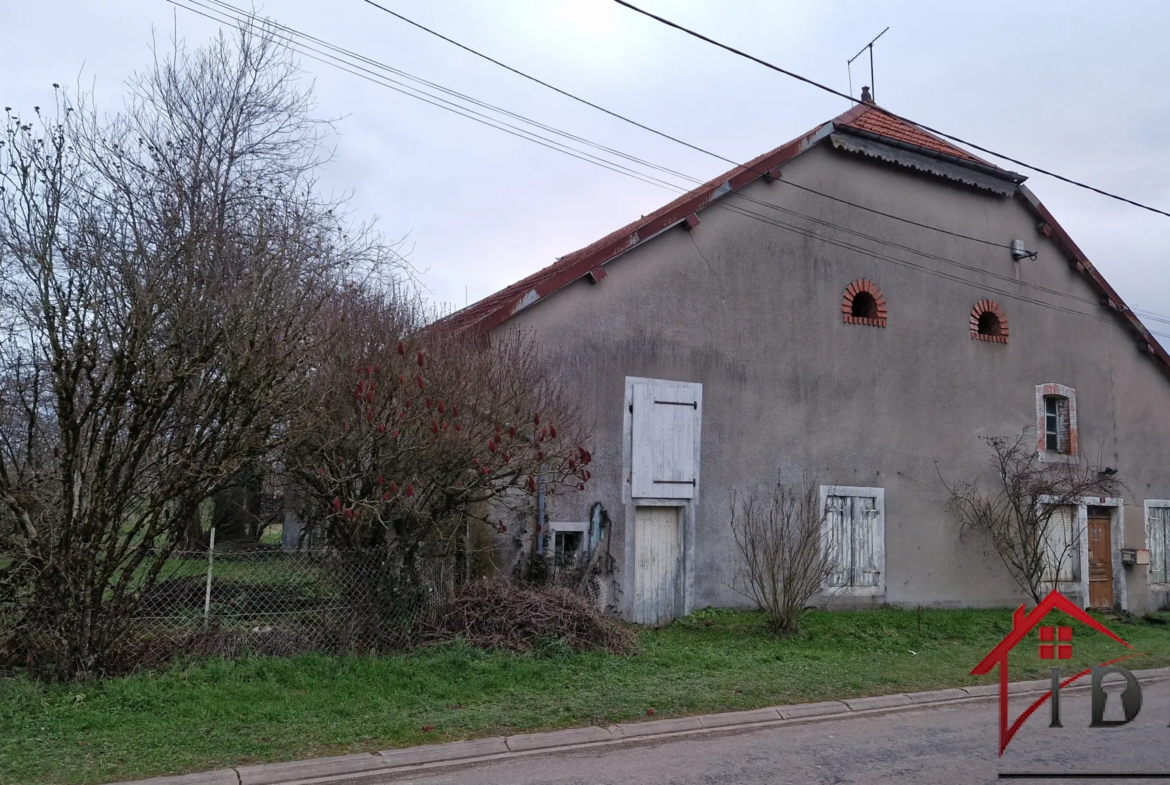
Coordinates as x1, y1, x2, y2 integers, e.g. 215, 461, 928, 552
611, 0, 1170, 220
176, 1, 1170, 339
356, 0, 1033, 255
174, 1, 684, 193
345, 0, 1170, 327
197, 0, 698, 187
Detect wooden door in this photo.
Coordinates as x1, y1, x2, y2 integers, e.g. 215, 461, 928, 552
633, 506, 681, 626
1087, 507, 1114, 609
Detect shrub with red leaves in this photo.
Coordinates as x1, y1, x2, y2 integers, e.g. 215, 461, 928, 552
285, 296, 594, 584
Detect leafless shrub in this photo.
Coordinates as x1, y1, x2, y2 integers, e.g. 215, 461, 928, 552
425, 579, 636, 654
0, 23, 396, 681
942, 429, 1124, 604
729, 476, 831, 635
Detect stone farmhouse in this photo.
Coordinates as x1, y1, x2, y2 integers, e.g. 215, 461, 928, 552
444, 97, 1170, 622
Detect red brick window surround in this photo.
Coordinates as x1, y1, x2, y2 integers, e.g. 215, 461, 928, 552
842, 279, 887, 327
971, 300, 1008, 343
1036, 383, 1078, 457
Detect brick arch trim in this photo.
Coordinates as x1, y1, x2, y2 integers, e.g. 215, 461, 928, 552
971, 299, 1009, 343
842, 279, 887, 327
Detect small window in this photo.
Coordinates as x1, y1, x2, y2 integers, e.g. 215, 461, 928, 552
1036, 384, 1078, 457
978, 310, 1002, 336
971, 300, 1008, 343
546, 521, 589, 570
554, 531, 583, 568
820, 485, 885, 596
1146, 501, 1170, 586
841, 279, 887, 327
851, 291, 878, 319
1044, 395, 1070, 453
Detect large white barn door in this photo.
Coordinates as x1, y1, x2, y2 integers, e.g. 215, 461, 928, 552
634, 506, 681, 625
631, 381, 700, 499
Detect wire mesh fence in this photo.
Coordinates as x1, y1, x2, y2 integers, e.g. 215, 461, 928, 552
0, 512, 619, 676
125, 544, 458, 669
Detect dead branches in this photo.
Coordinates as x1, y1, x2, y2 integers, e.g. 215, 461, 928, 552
943, 429, 1124, 604
0, 22, 393, 680
729, 475, 831, 635
426, 579, 636, 655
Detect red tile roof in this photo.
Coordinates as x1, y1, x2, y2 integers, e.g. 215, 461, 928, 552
436, 103, 1170, 383
839, 105, 988, 164
441, 129, 812, 332
442, 102, 998, 334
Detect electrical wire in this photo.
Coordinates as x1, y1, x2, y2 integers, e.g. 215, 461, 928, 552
174, 0, 684, 193
611, 0, 1170, 220
348, 0, 1170, 333
173, 0, 1170, 341
357, 0, 1033, 254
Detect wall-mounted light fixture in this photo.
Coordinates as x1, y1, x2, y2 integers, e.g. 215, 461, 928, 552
1011, 239, 1037, 262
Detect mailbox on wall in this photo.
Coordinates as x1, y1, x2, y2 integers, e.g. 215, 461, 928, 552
1121, 548, 1150, 566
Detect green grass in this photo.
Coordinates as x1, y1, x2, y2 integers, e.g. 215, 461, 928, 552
5, 606, 1170, 785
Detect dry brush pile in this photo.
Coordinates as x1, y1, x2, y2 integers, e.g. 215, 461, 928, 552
427, 579, 637, 655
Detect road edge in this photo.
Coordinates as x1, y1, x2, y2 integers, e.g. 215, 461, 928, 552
107, 667, 1170, 785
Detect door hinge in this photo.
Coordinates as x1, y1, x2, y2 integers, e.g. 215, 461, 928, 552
654, 479, 696, 486
654, 400, 697, 409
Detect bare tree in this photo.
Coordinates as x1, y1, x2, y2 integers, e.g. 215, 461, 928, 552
943, 429, 1123, 605
0, 24, 392, 680
282, 288, 593, 612
729, 476, 831, 635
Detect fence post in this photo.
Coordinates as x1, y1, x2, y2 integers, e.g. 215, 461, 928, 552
203, 526, 216, 629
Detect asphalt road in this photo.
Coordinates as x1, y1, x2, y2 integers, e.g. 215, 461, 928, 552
382, 679, 1170, 785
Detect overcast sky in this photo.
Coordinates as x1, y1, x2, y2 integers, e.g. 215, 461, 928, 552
3, 1, 1169, 333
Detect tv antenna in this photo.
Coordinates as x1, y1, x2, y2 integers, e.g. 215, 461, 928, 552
847, 27, 890, 103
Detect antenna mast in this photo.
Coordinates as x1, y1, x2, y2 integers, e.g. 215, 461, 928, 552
847, 27, 890, 102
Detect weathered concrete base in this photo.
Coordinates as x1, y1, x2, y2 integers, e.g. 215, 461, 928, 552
697, 707, 782, 728
106, 668, 1170, 785
610, 716, 705, 738
106, 773, 240, 785
906, 687, 969, 704
505, 726, 615, 752
237, 755, 384, 785
380, 737, 509, 767
842, 694, 913, 711
778, 700, 849, 719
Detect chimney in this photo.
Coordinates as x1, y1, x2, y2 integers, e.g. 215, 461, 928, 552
860, 86, 873, 104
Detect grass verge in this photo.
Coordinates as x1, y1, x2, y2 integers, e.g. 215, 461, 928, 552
4, 606, 1170, 785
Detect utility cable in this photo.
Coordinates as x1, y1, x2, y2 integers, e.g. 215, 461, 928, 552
356, 0, 1039, 254
611, 0, 1170, 220
175, 1, 1170, 340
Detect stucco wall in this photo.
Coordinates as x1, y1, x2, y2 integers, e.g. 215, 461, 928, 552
492, 142, 1170, 616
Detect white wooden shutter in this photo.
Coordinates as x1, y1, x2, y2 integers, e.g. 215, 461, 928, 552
822, 486, 885, 592
824, 495, 851, 588
1043, 505, 1078, 584
1149, 506, 1170, 585
1055, 398, 1070, 453
854, 496, 882, 588
630, 380, 699, 499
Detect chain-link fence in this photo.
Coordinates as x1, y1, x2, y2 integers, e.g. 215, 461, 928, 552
127, 543, 457, 669
1, 508, 620, 675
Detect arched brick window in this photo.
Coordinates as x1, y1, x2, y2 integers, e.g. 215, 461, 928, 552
971, 300, 1008, 343
842, 279, 887, 327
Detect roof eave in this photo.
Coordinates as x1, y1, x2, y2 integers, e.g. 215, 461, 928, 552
464, 121, 837, 336
1014, 184, 1170, 380
833, 124, 1027, 184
